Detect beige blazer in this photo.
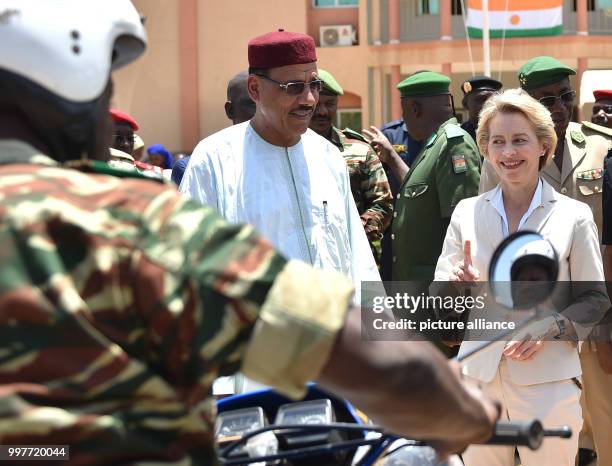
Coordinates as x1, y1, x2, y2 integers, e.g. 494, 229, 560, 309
479, 121, 612, 240
434, 179, 605, 385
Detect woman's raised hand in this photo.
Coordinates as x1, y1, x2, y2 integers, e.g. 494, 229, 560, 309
450, 240, 481, 283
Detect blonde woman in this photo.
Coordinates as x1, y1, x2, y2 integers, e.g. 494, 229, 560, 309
434, 89, 607, 466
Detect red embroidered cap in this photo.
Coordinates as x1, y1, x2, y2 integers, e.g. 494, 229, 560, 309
248, 29, 316, 69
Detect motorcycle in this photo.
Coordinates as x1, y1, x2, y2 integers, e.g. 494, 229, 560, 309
216, 384, 570, 466
215, 231, 573, 466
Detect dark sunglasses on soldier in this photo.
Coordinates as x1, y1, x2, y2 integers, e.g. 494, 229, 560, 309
538, 90, 576, 108
593, 104, 612, 114
255, 74, 323, 96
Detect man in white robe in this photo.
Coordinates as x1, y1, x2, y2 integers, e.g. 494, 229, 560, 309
180, 29, 380, 304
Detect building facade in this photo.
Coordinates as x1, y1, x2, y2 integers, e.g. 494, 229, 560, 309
113, 0, 612, 153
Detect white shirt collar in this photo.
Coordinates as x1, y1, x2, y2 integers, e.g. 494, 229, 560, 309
491, 178, 543, 238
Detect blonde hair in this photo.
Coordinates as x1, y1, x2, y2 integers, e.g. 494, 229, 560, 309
476, 88, 557, 170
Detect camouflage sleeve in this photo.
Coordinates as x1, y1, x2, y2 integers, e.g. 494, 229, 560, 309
139, 189, 354, 399
0, 165, 352, 460
359, 148, 393, 240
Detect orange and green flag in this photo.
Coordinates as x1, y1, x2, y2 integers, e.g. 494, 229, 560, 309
467, 0, 564, 38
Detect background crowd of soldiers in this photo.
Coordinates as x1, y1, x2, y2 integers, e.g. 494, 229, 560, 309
108, 55, 612, 466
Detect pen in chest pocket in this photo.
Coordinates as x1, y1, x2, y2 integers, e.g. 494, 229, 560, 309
323, 200, 329, 227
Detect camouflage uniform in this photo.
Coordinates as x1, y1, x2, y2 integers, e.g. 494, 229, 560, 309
0, 140, 352, 465
329, 127, 393, 262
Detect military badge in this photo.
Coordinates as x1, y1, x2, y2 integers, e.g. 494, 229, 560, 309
452, 154, 467, 173
570, 131, 585, 145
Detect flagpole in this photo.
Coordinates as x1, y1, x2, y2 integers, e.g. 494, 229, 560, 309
483, 0, 491, 76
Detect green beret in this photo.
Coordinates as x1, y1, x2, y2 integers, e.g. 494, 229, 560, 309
397, 71, 451, 98
518, 56, 576, 90
318, 69, 343, 96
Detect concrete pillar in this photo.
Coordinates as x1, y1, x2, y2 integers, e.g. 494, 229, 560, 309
577, 57, 588, 121
391, 65, 402, 120
442, 62, 452, 77
178, 0, 200, 151
371, 67, 383, 126
576, 0, 588, 36
389, 0, 400, 44
440, 0, 452, 40
370, 0, 382, 45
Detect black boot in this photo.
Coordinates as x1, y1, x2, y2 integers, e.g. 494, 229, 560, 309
577, 448, 597, 466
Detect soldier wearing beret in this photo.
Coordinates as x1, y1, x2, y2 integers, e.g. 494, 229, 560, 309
460, 75, 502, 143
592, 89, 612, 130
479, 56, 612, 466
378, 71, 432, 177
110, 108, 139, 157
365, 71, 481, 283
309, 69, 393, 264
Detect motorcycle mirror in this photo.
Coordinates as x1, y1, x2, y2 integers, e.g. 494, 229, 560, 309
456, 231, 559, 366
488, 231, 559, 311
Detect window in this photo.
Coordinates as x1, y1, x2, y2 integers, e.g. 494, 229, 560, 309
595, 0, 612, 8
418, 0, 440, 15
418, 0, 463, 16
451, 0, 463, 15
337, 109, 362, 133
314, 0, 358, 7
572, 0, 596, 10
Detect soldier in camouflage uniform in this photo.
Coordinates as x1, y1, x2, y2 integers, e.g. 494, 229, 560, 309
309, 69, 393, 263
0, 2, 499, 464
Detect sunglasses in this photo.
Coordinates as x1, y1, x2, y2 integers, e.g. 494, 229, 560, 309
593, 104, 612, 114
255, 74, 323, 96
538, 90, 576, 108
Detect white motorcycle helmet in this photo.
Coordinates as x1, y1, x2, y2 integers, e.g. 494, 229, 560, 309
0, 0, 147, 161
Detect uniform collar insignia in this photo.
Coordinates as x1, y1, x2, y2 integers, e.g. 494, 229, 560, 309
570, 130, 585, 145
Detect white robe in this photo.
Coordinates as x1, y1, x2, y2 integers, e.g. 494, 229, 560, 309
179, 121, 381, 304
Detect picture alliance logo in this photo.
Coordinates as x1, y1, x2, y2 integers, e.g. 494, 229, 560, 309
371, 293, 486, 314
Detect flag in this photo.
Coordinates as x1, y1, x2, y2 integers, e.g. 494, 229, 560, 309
467, 0, 563, 38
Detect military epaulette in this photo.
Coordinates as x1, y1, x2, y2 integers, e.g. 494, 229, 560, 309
64, 160, 166, 183
570, 130, 585, 145
581, 121, 612, 138
444, 123, 466, 139
341, 127, 368, 143
380, 119, 403, 130
343, 140, 371, 156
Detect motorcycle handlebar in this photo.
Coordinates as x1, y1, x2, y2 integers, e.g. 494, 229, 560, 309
485, 420, 571, 450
